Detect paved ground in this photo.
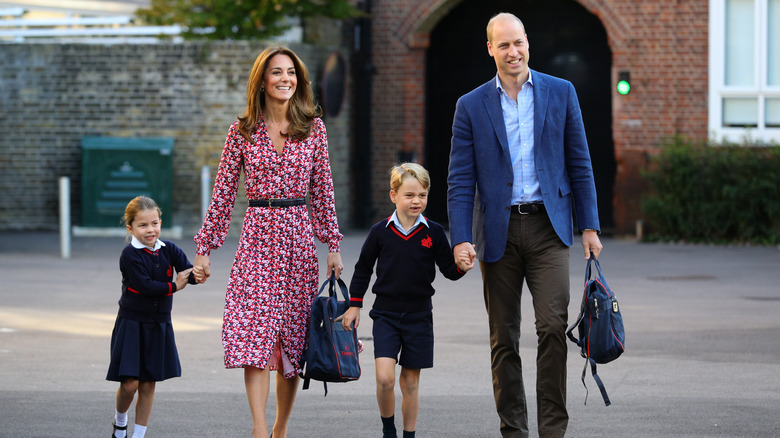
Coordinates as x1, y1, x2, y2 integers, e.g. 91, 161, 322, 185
1, 230, 779, 437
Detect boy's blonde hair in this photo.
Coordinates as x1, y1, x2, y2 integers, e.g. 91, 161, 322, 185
390, 162, 430, 192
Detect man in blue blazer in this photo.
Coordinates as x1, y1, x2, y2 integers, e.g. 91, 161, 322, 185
447, 12, 603, 438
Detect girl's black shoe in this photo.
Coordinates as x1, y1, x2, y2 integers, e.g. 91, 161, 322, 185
111, 421, 127, 438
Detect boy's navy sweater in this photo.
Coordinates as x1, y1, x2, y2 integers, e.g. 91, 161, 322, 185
118, 240, 196, 323
349, 217, 464, 313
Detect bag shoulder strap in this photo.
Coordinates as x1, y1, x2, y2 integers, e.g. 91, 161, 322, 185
581, 357, 611, 406
301, 377, 329, 396
566, 302, 586, 345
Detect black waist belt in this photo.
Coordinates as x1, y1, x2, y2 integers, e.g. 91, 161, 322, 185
513, 203, 545, 215
249, 198, 306, 208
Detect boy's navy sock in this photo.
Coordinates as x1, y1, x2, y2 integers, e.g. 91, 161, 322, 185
403, 431, 416, 438
381, 415, 397, 438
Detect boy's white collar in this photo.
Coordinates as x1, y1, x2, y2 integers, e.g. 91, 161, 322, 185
131, 235, 165, 251
388, 211, 428, 232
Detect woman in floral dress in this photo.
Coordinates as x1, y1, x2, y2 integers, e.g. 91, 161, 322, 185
193, 46, 344, 438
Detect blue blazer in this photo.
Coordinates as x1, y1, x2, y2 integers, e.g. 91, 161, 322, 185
447, 70, 600, 263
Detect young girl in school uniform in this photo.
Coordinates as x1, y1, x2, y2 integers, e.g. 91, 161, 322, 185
106, 196, 196, 438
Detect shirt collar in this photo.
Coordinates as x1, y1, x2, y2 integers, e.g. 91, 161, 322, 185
387, 211, 428, 233
495, 70, 534, 93
131, 235, 165, 251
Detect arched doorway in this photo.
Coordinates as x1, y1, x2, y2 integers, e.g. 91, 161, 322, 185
424, 0, 615, 230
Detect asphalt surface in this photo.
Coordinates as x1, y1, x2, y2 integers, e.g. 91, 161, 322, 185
1, 230, 779, 437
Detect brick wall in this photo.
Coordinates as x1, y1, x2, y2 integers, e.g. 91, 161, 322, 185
0, 41, 352, 235
0, 0, 712, 236
368, 0, 710, 235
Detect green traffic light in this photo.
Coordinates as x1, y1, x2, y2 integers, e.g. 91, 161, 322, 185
617, 80, 631, 95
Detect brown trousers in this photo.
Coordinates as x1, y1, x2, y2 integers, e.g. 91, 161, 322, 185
480, 212, 570, 438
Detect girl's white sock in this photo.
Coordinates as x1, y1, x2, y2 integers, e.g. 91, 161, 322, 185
114, 410, 128, 427
132, 424, 147, 438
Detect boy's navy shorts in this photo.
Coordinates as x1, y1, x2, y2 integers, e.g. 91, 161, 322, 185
369, 308, 434, 369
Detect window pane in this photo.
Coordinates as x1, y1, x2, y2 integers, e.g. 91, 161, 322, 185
770, 0, 780, 85
723, 98, 758, 126
767, 99, 780, 127
725, 0, 755, 86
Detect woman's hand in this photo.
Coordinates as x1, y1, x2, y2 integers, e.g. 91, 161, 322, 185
193, 254, 211, 283
327, 252, 343, 279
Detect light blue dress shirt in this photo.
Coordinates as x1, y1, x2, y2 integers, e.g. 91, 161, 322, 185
496, 73, 542, 204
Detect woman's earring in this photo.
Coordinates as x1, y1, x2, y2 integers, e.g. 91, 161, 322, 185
261, 87, 265, 93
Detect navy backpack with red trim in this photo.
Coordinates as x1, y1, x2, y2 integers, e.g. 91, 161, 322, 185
300, 271, 361, 396
567, 254, 625, 406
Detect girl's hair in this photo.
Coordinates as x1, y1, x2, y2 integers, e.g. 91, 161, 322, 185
238, 46, 321, 142
123, 195, 162, 228
389, 162, 430, 192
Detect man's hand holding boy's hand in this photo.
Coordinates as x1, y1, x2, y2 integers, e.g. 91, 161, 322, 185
454, 242, 476, 272
457, 248, 475, 272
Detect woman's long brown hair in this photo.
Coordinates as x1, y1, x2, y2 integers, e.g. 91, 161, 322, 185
238, 46, 321, 142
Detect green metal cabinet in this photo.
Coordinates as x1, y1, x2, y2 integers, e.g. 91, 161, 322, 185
81, 137, 173, 228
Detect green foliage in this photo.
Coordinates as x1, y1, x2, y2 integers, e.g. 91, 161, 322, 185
137, 0, 358, 40
641, 137, 780, 244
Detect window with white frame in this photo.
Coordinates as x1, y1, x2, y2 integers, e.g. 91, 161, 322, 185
709, 0, 780, 143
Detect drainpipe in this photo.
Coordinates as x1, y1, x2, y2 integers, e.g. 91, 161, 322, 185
351, 0, 375, 227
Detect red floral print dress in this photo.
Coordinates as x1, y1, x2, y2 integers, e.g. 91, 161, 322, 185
194, 117, 342, 378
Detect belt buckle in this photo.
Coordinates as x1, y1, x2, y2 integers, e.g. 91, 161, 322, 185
268, 198, 280, 208
517, 204, 530, 215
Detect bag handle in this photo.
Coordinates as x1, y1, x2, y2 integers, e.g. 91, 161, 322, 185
584, 252, 605, 284
317, 269, 350, 302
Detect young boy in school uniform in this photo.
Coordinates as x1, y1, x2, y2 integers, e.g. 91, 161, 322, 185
338, 163, 473, 438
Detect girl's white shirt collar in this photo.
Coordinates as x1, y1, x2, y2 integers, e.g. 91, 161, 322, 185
130, 235, 165, 251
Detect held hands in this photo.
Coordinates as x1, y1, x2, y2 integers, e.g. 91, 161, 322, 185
192, 265, 206, 283
193, 254, 211, 284
456, 248, 475, 272
453, 241, 476, 272
175, 268, 193, 291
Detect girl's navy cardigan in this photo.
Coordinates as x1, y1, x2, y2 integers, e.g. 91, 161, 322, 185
117, 240, 196, 323
349, 217, 464, 313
